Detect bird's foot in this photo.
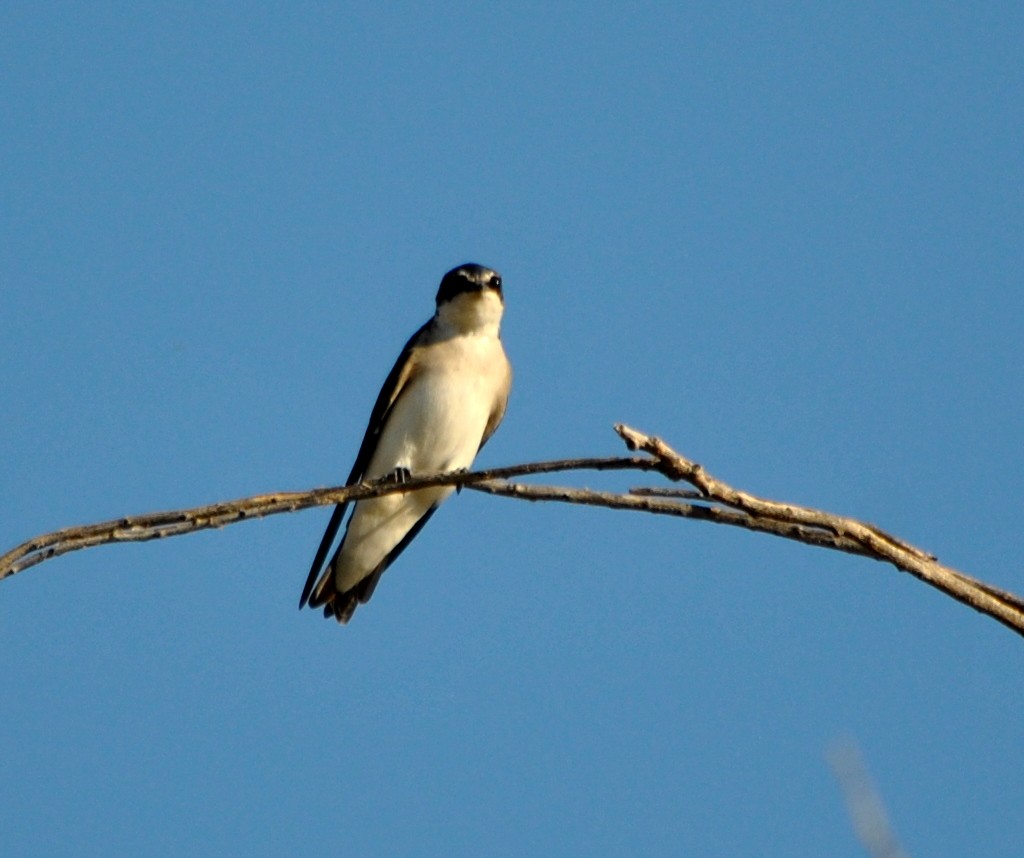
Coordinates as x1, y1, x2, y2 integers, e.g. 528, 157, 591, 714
384, 466, 412, 485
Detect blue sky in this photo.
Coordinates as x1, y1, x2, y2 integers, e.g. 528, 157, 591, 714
2, 3, 1022, 855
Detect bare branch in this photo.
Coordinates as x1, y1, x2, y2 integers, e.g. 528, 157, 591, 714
3, 423, 1023, 639
0, 455, 656, 580
612, 424, 1024, 637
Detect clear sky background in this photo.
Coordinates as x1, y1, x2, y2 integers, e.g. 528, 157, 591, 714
2, 3, 1022, 856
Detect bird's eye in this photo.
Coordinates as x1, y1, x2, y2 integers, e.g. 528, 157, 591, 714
489, 276, 502, 290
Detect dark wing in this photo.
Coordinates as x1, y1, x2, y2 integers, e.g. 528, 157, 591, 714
298, 319, 433, 609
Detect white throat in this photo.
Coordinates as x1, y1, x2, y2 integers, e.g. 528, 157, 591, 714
435, 289, 504, 338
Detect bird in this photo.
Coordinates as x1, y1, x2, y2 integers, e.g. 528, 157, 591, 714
300, 263, 512, 623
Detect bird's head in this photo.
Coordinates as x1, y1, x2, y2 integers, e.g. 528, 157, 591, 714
434, 263, 505, 335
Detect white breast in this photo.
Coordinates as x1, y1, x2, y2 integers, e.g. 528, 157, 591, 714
366, 331, 509, 477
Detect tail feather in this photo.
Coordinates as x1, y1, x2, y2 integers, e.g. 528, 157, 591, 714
302, 502, 441, 624
307, 561, 380, 625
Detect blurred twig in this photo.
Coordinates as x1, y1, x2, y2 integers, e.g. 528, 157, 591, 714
828, 738, 911, 858
3, 423, 1023, 639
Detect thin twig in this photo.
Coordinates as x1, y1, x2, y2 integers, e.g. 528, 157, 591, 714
468, 480, 872, 556
0, 456, 656, 579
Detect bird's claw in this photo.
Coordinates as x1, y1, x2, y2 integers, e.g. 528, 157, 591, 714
385, 467, 412, 485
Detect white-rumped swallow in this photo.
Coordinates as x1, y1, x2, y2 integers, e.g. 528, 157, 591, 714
300, 263, 512, 623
